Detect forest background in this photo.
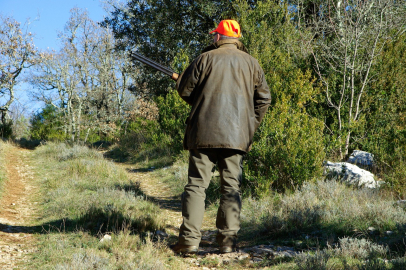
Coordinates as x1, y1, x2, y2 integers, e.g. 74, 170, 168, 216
1, 0, 406, 198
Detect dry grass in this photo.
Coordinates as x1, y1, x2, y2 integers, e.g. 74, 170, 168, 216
29, 142, 187, 269
242, 180, 406, 238
153, 150, 189, 196
0, 141, 7, 198
31, 230, 186, 270
34, 142, 165, 233
240, 180, 406, 269
294, 238, 406, 270
24, 142, 406, 269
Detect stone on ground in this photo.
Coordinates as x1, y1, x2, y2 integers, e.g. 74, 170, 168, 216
324, 161, 382, 188
347, 150, 375, 170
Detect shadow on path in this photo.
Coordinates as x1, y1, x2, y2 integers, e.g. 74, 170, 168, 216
0, 223, 44, 234
117, 174, 182, 213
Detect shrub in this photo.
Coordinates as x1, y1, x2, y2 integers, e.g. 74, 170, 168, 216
155, 89, 190, 153
114, 91, 188, 164
233, 0, 325, 196
359, 34, 406, 198
335, 238, 388, 260
117, 117, 173, 164
30, 104, 66, 141
245, 101, 325, 196
0, 119, 13, 139
295, 250, 332, 270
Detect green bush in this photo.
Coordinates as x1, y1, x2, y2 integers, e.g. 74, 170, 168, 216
117, 117, 173, 164
360, 34, 406, 197
245, 97, 325, 195
234, 0, 325, 196
0, 119, 13, 139
155, 89, 190, 153
30, 104, 66, 141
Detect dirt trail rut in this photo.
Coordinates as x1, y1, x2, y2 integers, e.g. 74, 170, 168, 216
121, 164, 218, 244
122, 166, 185, 235
0, 145, 38, 269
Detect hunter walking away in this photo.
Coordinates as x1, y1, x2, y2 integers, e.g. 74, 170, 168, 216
171, 19, 271, 254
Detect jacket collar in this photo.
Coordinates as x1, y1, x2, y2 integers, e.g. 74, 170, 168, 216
202, 39, 249, 54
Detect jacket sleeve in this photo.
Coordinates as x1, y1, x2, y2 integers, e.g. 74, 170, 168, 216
253, 67, 271, 130
175, 56, 202, 105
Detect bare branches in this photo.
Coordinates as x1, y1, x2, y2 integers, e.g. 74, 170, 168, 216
30, 8, 134, 142
304, 0, 406, 157
0, 15, 39, 125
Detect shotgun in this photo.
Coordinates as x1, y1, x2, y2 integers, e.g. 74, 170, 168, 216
130, 52, 179, 81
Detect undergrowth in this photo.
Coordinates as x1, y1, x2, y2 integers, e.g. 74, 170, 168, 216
30, 142, 186, 269
26, 142, 406, 269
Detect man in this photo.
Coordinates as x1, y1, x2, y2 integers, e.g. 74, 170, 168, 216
172, 20, 271, 254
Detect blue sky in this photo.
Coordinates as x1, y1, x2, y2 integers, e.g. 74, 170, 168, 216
0, 0, 110, 114
0, 0, 108, 50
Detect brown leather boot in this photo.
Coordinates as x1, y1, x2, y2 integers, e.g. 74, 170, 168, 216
170, 243, 198, 254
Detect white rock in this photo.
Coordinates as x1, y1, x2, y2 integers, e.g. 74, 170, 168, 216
100, 234, 111, 242
324, 161, 381, 188
238, 254, 250, 260
347, 150, 374, 169
396, 200, 406, 208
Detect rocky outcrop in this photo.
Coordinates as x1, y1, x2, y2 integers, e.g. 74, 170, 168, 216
396, 200, 406, 209
324, 161, 382, 188
347, 150, 375, 170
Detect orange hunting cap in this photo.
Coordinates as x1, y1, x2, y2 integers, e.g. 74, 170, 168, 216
209, 20, 241, 38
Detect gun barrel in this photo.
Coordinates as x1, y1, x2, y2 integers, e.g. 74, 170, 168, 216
131, 52, 178, 80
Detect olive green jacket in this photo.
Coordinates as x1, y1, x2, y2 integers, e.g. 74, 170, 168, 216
176, 39, 271, 152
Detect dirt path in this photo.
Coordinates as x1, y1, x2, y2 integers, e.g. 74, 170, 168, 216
121, 164, 220, 245
0, 144, 38, 269
121, 165, 188, 236
119, 164, 270, 269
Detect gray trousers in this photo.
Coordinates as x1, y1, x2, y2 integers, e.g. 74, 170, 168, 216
178, 148, 244, 246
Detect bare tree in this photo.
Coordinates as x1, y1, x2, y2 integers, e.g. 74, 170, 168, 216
9, 101, 30, 139
306, 0, 406, 158
31, 8, 134, 142
0, 15, 39, 134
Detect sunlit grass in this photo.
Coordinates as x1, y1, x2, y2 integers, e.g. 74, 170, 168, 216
31, 230, 186, 270
241, 180, 406, 239
0, 140, 8, 199
25, 142, 406, 269
29, 142, 186, 269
